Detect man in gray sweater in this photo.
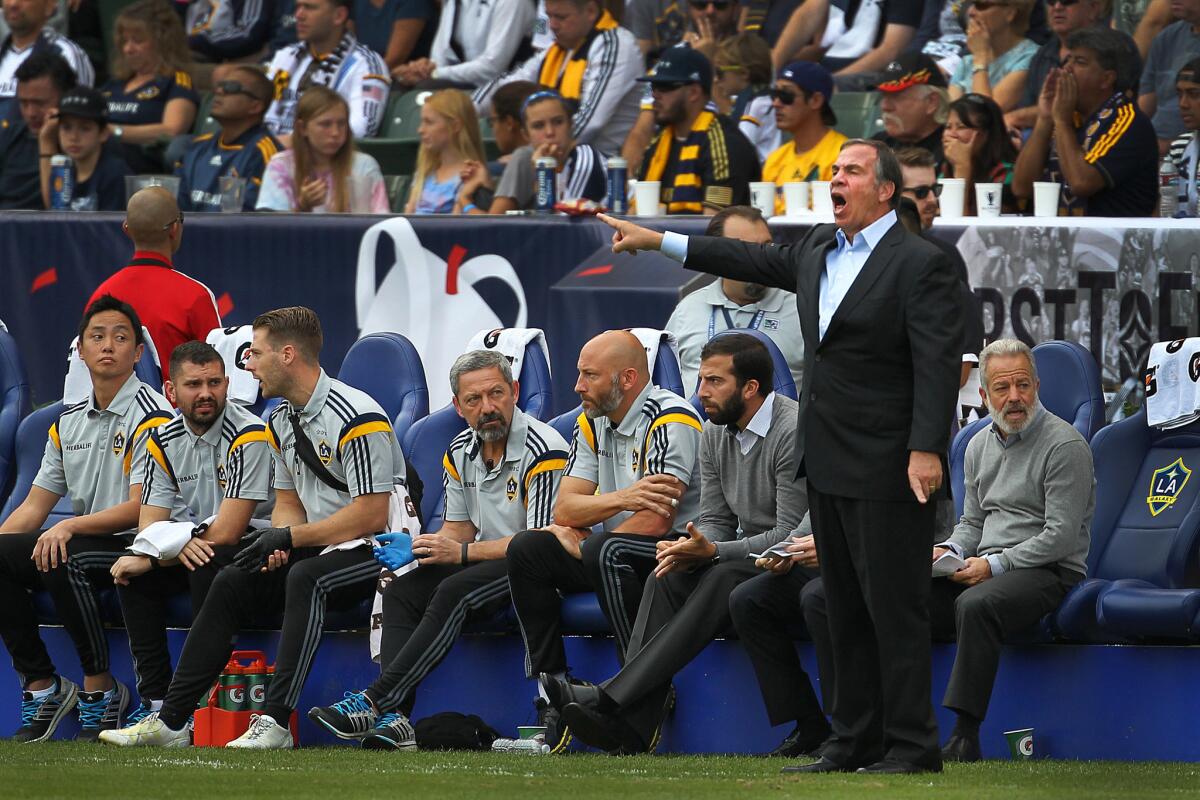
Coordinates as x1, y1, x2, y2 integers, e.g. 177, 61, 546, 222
540, 332, 810, 753
934, 338, 1094, 762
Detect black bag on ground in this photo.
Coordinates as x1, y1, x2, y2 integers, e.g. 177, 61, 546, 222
413, 712, 500, 750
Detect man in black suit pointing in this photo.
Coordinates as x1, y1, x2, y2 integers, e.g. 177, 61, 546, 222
597, 138, 962, 774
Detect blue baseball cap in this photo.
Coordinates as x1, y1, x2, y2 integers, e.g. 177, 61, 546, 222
637, 44, 713, 95
776, 61, 837, 125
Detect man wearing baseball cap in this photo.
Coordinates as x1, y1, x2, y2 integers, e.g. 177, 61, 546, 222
761, 61, 846, 215
37, 86, 131, 211
871, 52, 949, 170
635, 44, 760, 214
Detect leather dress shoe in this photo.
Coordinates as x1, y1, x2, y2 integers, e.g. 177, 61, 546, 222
941, 732, 982, 762
538, 673, 609, 711
561, 701, 646, 754
856, 758, 943, 774
765, 723, 832, 758
780, 757, 854, 774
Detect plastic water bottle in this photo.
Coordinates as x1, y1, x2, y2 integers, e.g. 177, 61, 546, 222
1160, 155, 1180, 218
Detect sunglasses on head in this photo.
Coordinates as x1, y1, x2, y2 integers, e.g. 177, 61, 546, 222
688, 0, 733, 9
770, 87, 798, 105
216, 80, 264, 101
905, 183, 943, 200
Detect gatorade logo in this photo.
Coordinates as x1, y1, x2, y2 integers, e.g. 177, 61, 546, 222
484, 329, 503, 348
249, 684, 266, 705
229, 686, 245, 705
1017, 734, 1033, 757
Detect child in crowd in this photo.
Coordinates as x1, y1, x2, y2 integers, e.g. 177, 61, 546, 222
38, 87, 132, 211
473, 89, 607, 214
256, 86, 389, 213
404, 88, 491, 214
714, 33, 778, 164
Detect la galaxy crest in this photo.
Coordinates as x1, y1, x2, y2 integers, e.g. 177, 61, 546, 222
631, 447, 641, 475
1147, 458, 1192, 517
318, 439, 333, 466
217, 463, 227, 488
112, 428, 126, 456
506, 475, 517, 502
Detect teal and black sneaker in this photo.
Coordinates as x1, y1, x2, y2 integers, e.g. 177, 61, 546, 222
76, 680, 129, 742
308, 691, 379, 740
360, 712, 417, 750
12, 675, 79, 743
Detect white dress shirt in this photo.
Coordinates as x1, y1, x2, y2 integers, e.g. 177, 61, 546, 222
733, 391, 775, 455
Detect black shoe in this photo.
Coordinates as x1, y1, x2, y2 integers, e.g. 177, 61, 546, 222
534, 698, 572, 754
765, 722, 832, 758
12, 676, 79, 743
538, 673, 607, 712
856, 758, 943, 774
781, 756, 854, 774
561, 701, 645, 754
941, 732, 982, 762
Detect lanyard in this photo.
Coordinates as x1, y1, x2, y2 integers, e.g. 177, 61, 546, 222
709, 306, 766, 339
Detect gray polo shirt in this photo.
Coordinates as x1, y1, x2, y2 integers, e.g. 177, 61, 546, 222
565, 381, 702, 535
665, 280, 804, 394
266, 370, 406, 522
948, 408, 1094, 577
142, 400, 273, 520
443, 407, 569, 539
34, 372, 175, 533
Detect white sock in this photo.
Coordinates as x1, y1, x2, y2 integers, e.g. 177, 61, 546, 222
536, 672, 566, 702
29, 683, 56, 700
148, 699, 163, 712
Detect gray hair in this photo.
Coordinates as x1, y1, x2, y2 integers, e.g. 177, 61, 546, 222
840, 138, 904, 209
979, 339, 1038, 386
449, 349, 514, 395
916, 84, 950, 125
1065, 27, 1141, 94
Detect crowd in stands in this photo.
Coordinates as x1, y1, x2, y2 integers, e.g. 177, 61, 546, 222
0, 0, 1191, 217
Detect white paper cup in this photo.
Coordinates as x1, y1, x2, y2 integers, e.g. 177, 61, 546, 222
749, 181, 776, 217
974, 182, 1002, 218
938, 178, 966, 219
633, 181, 662, 217
811, 181, 834, 216
1033, 181, 1061, 218
783, 182, 810, 216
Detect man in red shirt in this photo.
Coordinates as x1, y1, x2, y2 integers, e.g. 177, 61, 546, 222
86, 187, 221, 368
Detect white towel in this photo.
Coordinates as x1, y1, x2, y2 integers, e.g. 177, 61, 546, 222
205, 325, 261, 405
1145, 339, 1200, 429
63, 326, 161, 403
127, 516, 272, 560
369, 484, 424, 662
626, 328, 679, 377
464, 327, 550, 382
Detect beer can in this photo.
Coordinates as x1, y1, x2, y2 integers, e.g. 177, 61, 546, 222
535, 156, 557, 212
606, 157, 628, 214
49, 155, 74, 211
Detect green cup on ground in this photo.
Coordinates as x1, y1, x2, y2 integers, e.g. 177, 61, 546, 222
517, 726, 547, 741
1004, 728, 1034, 759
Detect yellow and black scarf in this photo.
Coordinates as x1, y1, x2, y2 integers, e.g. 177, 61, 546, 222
643, 110, 726, 213
536, 10, 618, 103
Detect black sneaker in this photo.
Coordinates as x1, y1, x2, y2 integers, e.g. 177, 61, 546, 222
76, 680, 130, 742
12, 676, 79, 743
535, 698, 572, 754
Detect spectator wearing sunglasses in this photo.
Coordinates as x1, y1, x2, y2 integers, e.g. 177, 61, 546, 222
1139, 0, 1200, 154
714, 33, 779, 163
1167, 57, 1200, 216
948, 0, 1038, 112
635, 45, 760, 213
872, 53, 951, 171
175, 67, 281, 212
1013, 26, 1157, 216
761, 61, 845, 214
942, 93, 1020, 213
1006, 0, 1138, 131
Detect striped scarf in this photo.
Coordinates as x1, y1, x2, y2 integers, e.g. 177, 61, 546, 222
536, 10, 618, 104
643, 110, 716, 213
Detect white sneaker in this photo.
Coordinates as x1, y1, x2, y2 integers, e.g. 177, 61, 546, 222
225, 714, 293, 749
98, 711, 191, 747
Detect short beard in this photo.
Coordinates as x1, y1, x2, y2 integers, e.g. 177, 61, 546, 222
707, 392, 746, 427
474, 412, 510, 442
989, 397, 1040, 436
584, 375, 624, 419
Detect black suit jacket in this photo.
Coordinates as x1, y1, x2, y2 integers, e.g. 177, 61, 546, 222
686, 219, 963, 502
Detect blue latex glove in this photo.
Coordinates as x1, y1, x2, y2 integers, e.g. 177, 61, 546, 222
373, 532, 415, 571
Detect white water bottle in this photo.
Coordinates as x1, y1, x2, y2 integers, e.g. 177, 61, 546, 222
1160, 155, 1180, 218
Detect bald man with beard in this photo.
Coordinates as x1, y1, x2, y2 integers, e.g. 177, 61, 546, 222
505, 330, 704, 752
86, 187, 221, 369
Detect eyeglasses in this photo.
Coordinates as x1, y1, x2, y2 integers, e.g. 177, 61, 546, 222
215, 80, 266, 102
904, 184, 942, 200
770, 88, 798, 105
1045, 0, 1081, 6
688, 0, 733, 9
161, 212, 184, 231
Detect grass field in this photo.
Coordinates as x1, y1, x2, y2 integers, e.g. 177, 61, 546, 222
1, 742, 1198, 799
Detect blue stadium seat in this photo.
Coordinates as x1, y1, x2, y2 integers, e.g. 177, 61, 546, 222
950, 340, 1104, 518
135, 342, 162, 390
1053, 411, 1200, 642
688, 328, 799, 419
0, 328, 31, 510
400, 334, 556, 530
550, 405, 580, 443
338, 332, 429, 443
3, 403, 72, 526
652, 338, 685, 397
